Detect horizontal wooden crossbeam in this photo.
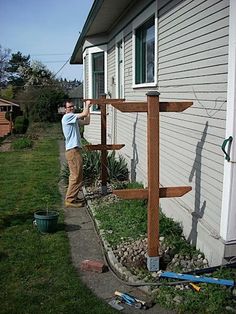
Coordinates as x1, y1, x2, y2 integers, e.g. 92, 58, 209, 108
113, 186, 192, 199
111, 102, 192, 112
83, 98, 125, 105
112, 102, 147, 112
160, 102, 193, 112
85, 144, 125, 151
83, 99, 192, 112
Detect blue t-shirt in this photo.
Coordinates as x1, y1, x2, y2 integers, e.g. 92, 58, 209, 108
61, 113, 81, 150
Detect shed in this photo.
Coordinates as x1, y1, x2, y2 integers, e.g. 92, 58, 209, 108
0, 98, 20, 137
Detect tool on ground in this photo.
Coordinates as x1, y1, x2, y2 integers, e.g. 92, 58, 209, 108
159, 271, 235, 287
114, 291, 151, 309
189, 282, 201, 292
108, 299, 124, 311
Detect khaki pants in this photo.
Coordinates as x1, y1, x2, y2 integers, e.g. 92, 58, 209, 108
65, 148, 83, 202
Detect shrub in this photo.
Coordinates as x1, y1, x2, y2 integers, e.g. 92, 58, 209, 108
14, 116, 29, 134
107, 151, 129, 182
11, 137, 33, 150
82, 150, 101, 185
5, 111, 15, 122
60, 149, 129, 186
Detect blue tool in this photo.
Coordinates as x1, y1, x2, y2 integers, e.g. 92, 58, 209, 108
159, 271, 235, 287
114, 291, 149, 309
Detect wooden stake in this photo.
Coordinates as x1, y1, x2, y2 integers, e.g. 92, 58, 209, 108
100, 94, 108, 194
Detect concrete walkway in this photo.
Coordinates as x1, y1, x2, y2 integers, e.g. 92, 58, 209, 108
59, 140, 174, 313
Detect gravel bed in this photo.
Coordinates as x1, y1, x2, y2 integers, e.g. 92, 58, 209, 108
85, 184, 209, 277
112, 237, 209, 278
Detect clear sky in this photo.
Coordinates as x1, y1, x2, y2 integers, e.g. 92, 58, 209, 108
0, 0, 94, 81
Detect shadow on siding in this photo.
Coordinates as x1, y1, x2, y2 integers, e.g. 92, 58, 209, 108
188, 121, 208, 246
131, 113, 139, 182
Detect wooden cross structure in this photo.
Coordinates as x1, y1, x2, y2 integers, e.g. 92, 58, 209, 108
85, 91, 192, 271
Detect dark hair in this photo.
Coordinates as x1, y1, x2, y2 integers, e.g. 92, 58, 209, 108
63, 99, 73, 108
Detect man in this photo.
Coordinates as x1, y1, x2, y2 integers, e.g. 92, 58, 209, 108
61, 99, 91, 208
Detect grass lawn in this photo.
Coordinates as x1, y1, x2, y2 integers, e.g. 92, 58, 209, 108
0, 123, 117, 314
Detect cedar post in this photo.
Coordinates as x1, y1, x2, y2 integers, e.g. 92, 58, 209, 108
85, 94, 193, 272
146, 91, 160, 270
100, 94, 108, 194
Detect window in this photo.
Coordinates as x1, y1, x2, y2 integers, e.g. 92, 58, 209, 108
92, 52, 104, 111
135, 16, 155, 84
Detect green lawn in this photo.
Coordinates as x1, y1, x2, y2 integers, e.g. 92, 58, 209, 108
0, 124, 117, 314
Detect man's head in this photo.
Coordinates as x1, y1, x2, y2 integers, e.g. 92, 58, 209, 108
64, 100, 75, 113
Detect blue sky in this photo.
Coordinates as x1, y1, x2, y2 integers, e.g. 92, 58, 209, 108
0, 0, 94, 81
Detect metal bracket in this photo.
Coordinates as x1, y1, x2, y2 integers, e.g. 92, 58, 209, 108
221, 136, 233, 161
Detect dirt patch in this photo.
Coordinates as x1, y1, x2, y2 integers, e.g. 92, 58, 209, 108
0, 141, 12, 152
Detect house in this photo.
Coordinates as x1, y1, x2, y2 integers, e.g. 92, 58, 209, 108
68, 83, 84, 109
0, 98, 20, 137
70, 0, 236, 266
58, 84, 84, 115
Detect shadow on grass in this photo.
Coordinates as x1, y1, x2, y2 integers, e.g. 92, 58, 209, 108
0, 213, 81, 234
0, 251, 9, 261
0, 212, 34, 229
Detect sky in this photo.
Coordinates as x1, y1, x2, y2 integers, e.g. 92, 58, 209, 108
0, 0, 94, 81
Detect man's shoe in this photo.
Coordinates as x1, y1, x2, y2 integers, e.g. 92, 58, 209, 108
77, 191, 85, 202
65, 200, 85, 208
76, 196, 85, 202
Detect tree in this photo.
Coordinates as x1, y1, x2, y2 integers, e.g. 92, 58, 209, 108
16, 83, 67, 122
0, 85, 13, 100
1, 48, 68, 122
30, 86, 66, 122
0, 45, 11, 88
20, 60, 54, 87
7, 51, 30, 95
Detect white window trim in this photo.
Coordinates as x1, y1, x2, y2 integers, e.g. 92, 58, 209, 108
83, 53, 87, 99
132, 1, 157, 88
85, 45, 107, 113
115, 31, 125, 98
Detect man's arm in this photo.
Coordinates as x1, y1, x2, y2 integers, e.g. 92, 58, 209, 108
76, 100, 91, 125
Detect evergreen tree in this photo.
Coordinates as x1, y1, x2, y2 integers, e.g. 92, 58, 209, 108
7, 51, 31, 94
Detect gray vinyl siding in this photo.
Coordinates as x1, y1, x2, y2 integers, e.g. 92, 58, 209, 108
83, 53, 100, 142
114, 32, 149, 179
82, 0, 230, 263
157, 0, 229, 235
105, 0, 229, 240
84, 114, 101, 144
107, 46, 116, 142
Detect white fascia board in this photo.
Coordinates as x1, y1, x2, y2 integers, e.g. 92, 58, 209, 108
220, 0, 236, 242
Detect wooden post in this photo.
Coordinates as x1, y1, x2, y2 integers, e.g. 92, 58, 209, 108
84, 95, 193, 272
146, 91, 160, 270
100, 94, 108, 194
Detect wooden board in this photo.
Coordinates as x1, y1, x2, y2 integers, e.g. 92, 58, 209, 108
83, 98, 125, 105
113, 186, 192, 199
85, 144, 125, 151
111, 102, 192, 112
